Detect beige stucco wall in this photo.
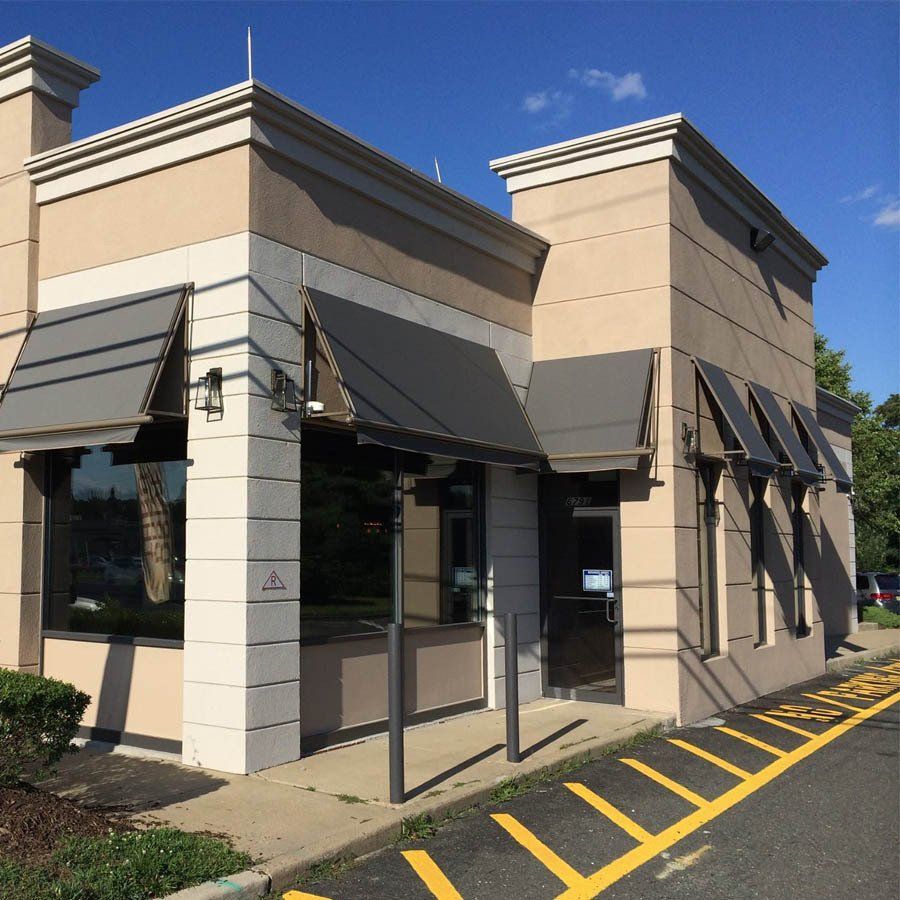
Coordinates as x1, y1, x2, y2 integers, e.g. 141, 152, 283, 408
816, 409, 855, 636
36, 147, 251, 280
42, 638, 183, 744
0, 90, 73, 672
515, 154, 827, 723
250, 148, 535, 334
299, 624, 484, 740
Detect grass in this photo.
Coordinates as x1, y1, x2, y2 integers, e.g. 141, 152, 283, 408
862, 606, 900, 629
335, 793, 367, 804
0, 828, 251, 900
298, 856, 354, 885
401, 813, 438, 841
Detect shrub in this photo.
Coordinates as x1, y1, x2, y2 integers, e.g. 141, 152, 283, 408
862, 606, 900, 629
0, 669, 90, 785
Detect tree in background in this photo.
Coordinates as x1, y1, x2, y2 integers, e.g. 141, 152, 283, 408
815, 334, 900, 572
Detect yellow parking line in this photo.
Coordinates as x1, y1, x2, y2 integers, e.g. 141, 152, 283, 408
713, 726, 788, 757
564, 782, 654, 843
401, 850, 463, 900
283, 892, 333, 900
491, 813, 588, 889
555, 689, 900, 899
619, 759, 708, 808
801, 692, 863, 712
666, 738, 752, 780
751, 714, 816, 738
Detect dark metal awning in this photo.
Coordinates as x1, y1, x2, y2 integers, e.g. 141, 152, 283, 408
524, 349, 657, 473
746, 381, 820, 485
303, 287, 543, 469
0, 285, 189, 453
791, 401, 852, 492
693, 357, 778, 475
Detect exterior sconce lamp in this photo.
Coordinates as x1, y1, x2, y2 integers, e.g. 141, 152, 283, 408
681, 421, 699, 456
195, 367, 223, 413
271, 368, 298, 412
750, 227, 776, 253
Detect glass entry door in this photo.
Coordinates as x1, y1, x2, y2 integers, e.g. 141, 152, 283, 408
541, 475, 622, 703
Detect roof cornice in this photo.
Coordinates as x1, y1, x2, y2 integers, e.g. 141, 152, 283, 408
490, 114, 828, 278
0, 36, 99, 107
816, 384, 861, 419
25, 80, 548, 274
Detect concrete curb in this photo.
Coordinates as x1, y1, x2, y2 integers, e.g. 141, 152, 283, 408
159, 715, 672, 899
825, 642, 899, 673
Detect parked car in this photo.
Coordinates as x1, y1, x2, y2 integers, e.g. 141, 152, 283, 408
856, 572, 900, 617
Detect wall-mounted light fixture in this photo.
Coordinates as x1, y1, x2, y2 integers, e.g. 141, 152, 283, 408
681, 421, 699, 456
271, 368, 298, 412
750, 227, 776, 253
195, 367, 223, 413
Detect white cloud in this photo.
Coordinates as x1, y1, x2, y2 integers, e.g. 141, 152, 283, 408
569, 68, 647, 101
521, 90, 574, 122
840, 184, 880, 204
873, 200, 900, 228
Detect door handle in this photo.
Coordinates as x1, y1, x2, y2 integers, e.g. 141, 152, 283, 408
605, 598, 618, 624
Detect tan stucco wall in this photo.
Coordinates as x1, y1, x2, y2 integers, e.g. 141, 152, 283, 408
37, 147, 251, 279
300, 624, 484, 739
0, 91, 72, 671
515, 155, 827, 722
250, 148, 535, 334
42, 638, 184, 743
817, 412, 855, 636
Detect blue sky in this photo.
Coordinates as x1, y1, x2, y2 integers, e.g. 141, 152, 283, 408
5, 1, 898, 403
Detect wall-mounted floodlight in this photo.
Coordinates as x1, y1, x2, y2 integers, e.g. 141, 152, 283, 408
751, 227, 776, 253
195, 367, 223, 413
271, 368, 298, 412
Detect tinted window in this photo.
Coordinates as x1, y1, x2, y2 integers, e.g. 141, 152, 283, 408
875, 574, 900, 591
300, 427, 483, 641
47, 438, 187, 640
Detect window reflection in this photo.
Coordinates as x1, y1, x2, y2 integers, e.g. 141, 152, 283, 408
300, 427, 483, 641
48, 436, 187, 640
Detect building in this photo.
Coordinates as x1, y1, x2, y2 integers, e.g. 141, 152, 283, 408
0, 36, 857, 774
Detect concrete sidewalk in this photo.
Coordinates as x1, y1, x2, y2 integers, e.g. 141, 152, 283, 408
44, 698, 669, 869
825, 628, 900, 670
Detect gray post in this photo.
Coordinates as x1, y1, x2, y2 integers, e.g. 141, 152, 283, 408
505, 612, 520, 763
388, 623, 404, 803
388, 457, 405, 804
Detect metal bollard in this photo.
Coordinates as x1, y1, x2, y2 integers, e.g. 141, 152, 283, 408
505, 612, 520, 763
388, 622, 405, 803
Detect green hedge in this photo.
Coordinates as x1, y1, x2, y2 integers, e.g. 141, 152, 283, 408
0, 669, 90, 785
862, 606, 900, 629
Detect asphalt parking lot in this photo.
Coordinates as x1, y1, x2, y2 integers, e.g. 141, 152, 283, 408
287, 656, 900, 899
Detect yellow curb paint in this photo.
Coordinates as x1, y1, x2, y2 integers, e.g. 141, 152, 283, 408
713, 726, 788, 757
401, 850, 464, 900
751, 714, 816, 737
564, 782, 654, 844
801, 693, 863, 712
619, 759, 708, 808
491, 813, 588, 889
554, 689, 900, 899
666, 738, 752, 780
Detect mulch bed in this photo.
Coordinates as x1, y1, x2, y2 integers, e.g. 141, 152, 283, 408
0, 784, 132, 864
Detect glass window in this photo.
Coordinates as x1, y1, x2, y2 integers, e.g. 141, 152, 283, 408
47, 431, 187, 640
300, 427, 483, 641
792, 482, 808, 635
